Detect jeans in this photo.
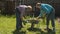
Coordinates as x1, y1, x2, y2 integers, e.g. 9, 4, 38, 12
16, 8, 23, 30
46, 9, 55, 29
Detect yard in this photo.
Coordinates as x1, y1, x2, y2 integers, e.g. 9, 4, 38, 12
0, 15, 60, 34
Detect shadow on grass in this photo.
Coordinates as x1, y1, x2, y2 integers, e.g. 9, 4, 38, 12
47, 29, 56, 34
0, 14, 16, 18
28, 27, 56, 34
28, 28, 47, 34
28, 28, 41, 32
13, 30, 26, 34
13, 27, 56, 34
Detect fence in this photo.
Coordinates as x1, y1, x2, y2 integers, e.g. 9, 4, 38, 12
0, 0, 60, 16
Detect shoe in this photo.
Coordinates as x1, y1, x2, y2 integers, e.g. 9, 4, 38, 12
53, 28, 56, 32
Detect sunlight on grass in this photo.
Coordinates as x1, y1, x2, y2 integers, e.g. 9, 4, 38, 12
0, 16, 60, 34
0, 16, 16, 34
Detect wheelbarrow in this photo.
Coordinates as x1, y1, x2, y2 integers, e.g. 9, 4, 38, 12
22, 18, 40, 28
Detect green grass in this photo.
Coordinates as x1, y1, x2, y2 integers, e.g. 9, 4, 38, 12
0, 15, 60, 34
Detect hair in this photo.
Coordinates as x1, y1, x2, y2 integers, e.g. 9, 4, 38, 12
36, 2, 41, 6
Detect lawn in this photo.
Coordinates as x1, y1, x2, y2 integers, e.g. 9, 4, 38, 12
0, 15, 60, 34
